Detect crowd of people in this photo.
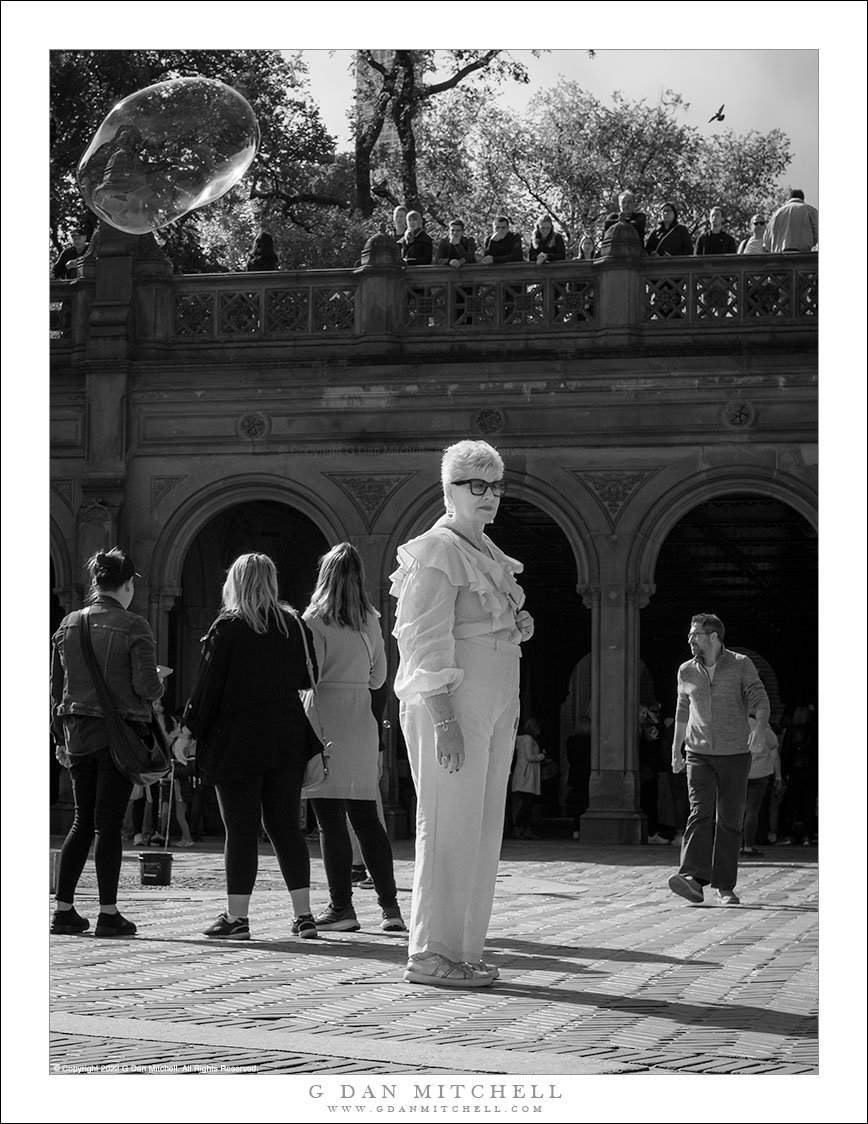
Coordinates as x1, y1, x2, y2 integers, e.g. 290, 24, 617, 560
49, 445, 814, 985
53, 190, 818, 280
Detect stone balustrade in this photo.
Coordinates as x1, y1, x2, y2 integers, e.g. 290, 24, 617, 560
49, 246, 817, 361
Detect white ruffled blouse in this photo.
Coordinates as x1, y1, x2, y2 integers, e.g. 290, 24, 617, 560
389, 521, 525, 704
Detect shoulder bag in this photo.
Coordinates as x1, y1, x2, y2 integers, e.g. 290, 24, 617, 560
291, 613, 331, 794
78, 608, 172, 786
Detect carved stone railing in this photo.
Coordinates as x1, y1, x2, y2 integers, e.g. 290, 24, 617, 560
643, 255, 818, 323
50, 252, 817, 356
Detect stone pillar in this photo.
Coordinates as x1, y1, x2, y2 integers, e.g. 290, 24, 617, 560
578, 579, 653, 844
353, 229, 404, 352
595, 220, 645, 351
79, 222, 138, 576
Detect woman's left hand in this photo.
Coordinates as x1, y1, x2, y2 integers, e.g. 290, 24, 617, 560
515, 610, 535, 642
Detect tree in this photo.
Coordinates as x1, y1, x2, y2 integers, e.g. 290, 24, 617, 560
353, 50, 550, 214
50, 50, 338, 271
464, 82, 793, 249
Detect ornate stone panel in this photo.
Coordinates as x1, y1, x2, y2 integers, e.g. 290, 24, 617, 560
570, 469, 661, 527
150, 475, 188, 512
325, 472, 416, 529
51, 478, 74, 512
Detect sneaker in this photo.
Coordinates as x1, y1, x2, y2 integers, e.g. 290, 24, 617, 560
351, 865, 368, 885
174, 838, 195, 848
94, 912, 137, 938
715, 889, 740, 906
668, 873, 704, 904
314, 905, 360, 932
132, 834, 148, 846
291, 913, 318, 939
50, 907, 90, 935
358, 876, 376, 890
203, 913, 250, 940
740, 847, 763, 857
766, 831, 777, 844
381, 906, 408, 933
149, 836, 166, 847
647, 833, 670, 845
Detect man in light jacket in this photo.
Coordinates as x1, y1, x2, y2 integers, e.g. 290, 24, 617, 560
763, 189, 818, 252
668, 613, 770, 907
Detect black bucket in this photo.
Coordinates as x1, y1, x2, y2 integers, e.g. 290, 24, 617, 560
139, 850, 173, 886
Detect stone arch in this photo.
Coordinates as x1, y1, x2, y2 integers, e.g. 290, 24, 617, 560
149, 473, 348, 597
50, 516, 74, 597
630, 467, 817, 591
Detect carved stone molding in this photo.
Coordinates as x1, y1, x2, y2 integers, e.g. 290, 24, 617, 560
51, 478, 74, 512
150, 475, 188, 512
325, 472, 416, 529
236, 412, 271, 441
721, 400, 756, 429
569, 469, 660, 527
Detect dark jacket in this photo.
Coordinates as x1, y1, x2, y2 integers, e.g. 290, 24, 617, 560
400, 229, 434, 265
182, 609, 316, 785
483, 231, 523, 263
529, 231, 566, 263
53, 245, 85, 280
51, 595, 164, 725
434, 236, 477, 265
51, 595, 165, 757
645, 223, 694, 257
603, 211, 647, 246
694, 230, 738, 255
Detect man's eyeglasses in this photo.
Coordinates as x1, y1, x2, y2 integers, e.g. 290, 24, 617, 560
753, 221, 766, 227
687, 631, 710, 640
452, 478, 508, 497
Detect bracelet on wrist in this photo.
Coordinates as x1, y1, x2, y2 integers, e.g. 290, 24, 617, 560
432, 717, 457, 730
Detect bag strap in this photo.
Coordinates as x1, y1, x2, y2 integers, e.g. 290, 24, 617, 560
78, 607, 121, 719
359, 627, 374, 677
291, 611, 318, 695
292, 612, 327, 742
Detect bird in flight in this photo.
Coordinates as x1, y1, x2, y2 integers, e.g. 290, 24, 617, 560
708, 104, 726, 123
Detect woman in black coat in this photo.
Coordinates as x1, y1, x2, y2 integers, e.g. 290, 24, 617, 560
645, 202, 694, 257
528, 214, 566, 264
180, 553, 318, 940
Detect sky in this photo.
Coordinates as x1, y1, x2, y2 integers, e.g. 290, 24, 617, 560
301, 49, 820, 206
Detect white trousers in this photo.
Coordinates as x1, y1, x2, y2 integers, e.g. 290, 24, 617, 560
400, 637, 520, 963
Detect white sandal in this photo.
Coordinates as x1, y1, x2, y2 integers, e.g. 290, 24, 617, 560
403, 953, 494, 988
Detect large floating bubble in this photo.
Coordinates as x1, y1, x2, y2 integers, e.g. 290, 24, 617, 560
77, 76, 259, 235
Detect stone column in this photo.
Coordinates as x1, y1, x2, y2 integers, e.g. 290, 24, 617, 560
577, 579, 653, 844
353, 229, 404, 354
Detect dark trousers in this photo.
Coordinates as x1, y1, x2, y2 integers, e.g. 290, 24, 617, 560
679, 752, 751, 892
312, 798, 398, 911
56, 747, 133, 905
742, 775, 771, 848
513, 790, 535, 831
215, 755, 309, 896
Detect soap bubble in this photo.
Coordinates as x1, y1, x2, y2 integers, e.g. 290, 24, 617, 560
77, 76, 259, 235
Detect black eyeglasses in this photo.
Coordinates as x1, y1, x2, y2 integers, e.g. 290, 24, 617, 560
687, 631, 710, 639
753, 221, 766, 227
451, 478, 508, 497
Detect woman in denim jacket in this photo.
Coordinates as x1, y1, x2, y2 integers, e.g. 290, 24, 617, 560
50, 549, 166, 937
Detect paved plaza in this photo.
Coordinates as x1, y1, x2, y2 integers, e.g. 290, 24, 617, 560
43, 836, 824, 1080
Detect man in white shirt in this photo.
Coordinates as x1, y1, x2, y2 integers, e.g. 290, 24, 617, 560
763, 190, 818, 252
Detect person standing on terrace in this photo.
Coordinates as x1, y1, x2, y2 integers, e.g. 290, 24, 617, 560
481, 216, 523, 264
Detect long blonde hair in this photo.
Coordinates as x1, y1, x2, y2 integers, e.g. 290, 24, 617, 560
221, 553, 291, 636
306, 542, 374, 631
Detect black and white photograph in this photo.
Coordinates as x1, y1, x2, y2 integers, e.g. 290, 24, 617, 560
2, 4, 865, 1119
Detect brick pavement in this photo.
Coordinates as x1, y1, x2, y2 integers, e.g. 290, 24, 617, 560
45, 838, 819, 1081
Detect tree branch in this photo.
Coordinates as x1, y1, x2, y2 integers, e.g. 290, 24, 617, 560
418, 51, 502, 99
